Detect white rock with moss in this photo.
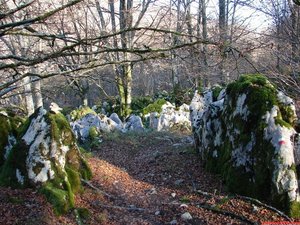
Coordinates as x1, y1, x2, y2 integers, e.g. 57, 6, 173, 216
0, 107, 92, 214
192, 75, 300, 218
190, 90, 213, 130
147, 101, 191, 132
71, 113, 123, 142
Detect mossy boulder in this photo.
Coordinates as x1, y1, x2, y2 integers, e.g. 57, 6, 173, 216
192, 74, 300, 218
0, 110, 24, 168
0, 107, 92, 215
70, 106, 96, 121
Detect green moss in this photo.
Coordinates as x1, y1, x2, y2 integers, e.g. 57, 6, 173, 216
275, 117, 292, 128
131, 96, 153, 115
212, 86, 224, 101
76, 207, 90, 220
278, 104, 297, 126
89, 126, 99, 140
0, 113, 26, 168
0, 115, 11, 167
289, 201, 300, 218
290, 164, 297, 174
70, 107, 96, 121
65, 166, 81, 193
179, 196, 190, 203
40, 182, 72, 215
142, 99, 167, 115
79, 158, 93, 180
0, 141, 29, 188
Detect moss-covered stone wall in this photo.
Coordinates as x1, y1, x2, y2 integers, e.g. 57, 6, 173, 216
192, 74, 300, 218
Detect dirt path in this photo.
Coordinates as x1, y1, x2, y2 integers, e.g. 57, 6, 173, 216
0, 131, 292, 225
75, 131, 288, 225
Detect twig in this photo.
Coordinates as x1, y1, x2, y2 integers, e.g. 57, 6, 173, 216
81, 179, 115, 199
154, 136, 173, 143
196, 203, 255, 225
235, 195, 292, 222
95, 202, 147, 212
195, 189, 292, 222
195, 189, 214, 198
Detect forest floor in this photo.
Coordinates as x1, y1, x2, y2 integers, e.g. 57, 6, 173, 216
0, 131, 296, 225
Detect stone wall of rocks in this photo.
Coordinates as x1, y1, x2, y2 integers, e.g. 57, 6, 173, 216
191, 75, 300, 218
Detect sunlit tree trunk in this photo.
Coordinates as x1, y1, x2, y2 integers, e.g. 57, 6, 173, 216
23, 76, 35, 116
32, 78, 43, 109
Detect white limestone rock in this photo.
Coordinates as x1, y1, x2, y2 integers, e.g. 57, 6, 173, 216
125, 115, 144, 131
71, 113, 123, 143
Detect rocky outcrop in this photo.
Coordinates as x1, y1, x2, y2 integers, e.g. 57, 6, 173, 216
146, 102, 191, 132
0, 107, 92, 215
71, 113, 123, 143
192, 74, 300, 217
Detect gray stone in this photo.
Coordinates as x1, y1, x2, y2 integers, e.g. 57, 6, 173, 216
149, 112, 159, 130
181, 212, 192, 221
174, 179, 184, 186
71, 113, 122, 143
147, 187, 157, 195
125, 115, 144, 131
109, 113, 123, 126
169, 219, 177, 225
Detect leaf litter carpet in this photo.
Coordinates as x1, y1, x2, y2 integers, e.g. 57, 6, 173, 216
0, 131, 295, 224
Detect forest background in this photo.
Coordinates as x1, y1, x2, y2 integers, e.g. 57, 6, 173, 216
1, 0, 300, 117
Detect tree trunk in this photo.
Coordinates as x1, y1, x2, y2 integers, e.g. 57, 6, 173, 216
219, 0, 228, 84
123, 62, 133, 116
83, 94, 89, 107
32, 78, 43, 109
171, 0, 181, 101
118, 0, 133, 118
201, 0, 209, 87
23, 76, 35, 116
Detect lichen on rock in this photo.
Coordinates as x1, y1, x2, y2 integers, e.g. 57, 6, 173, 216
192, 74, 300, 217
0, 107, 92, 215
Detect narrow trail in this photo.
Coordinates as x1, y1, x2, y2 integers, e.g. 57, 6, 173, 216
76, 131, 287, 225
0, 131, 291, 225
